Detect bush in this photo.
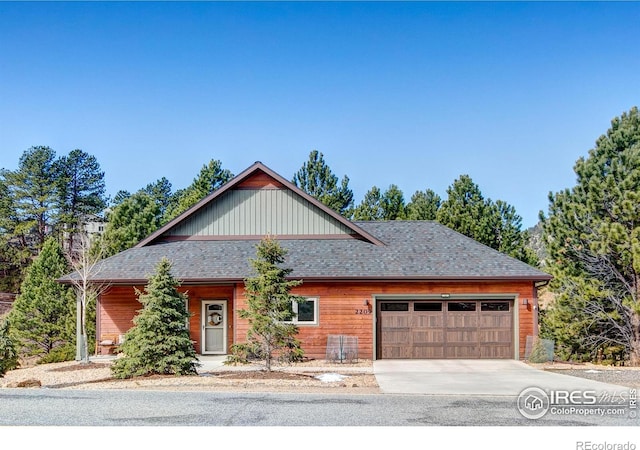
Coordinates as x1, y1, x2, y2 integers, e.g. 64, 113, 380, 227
0, 318, 19, 376
226, 343, 261, 365
37, 343, 76, 365
111, 258, 198, 379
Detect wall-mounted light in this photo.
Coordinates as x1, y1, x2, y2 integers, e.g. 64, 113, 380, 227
522, 299, 529, 305
363, 299, 370, 306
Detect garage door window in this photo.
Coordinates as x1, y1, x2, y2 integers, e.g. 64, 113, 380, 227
481, 301, 510, 311
447, 302, 476, 311
414, 302, 442, 311
381, 302, 409, 312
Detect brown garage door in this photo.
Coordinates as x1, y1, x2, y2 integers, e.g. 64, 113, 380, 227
377, 300, 514, 359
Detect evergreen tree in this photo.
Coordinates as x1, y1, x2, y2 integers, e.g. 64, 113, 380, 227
232, 236, 304, 371
436, 174, 490, 240
436, 175, 532, 263
142, 177, 173, 221
8, 237, 74, 358
111, 258, 198, 378
542, 107, 640, 365
55, 149, 107, 255
406, 189, 441, 220
292, 150, 354, 218
0, 146, 59, 251
163, 160, 233, 223
0, 318, 19, 376
353, 186, 385, 220
97, 192, 161, 257
0, 179, 31, 290
381, 184, 407, 220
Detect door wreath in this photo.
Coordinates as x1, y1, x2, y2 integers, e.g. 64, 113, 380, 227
208, 312, 223, 326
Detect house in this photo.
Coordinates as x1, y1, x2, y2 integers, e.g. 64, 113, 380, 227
65, 161, 551, 360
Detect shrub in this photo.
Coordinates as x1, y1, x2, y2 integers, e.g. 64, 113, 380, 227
0, 318, 19, 376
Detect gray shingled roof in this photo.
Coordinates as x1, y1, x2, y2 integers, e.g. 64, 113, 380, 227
62, 221, 550, 284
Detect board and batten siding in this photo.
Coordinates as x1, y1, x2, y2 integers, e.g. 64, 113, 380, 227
165, 188, 355, 237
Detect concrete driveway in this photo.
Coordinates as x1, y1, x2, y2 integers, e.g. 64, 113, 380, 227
373, 360, 629, 396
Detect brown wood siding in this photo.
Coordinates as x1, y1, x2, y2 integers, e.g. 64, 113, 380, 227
98, 285, 234, 353
98, 280, 536, 360
235, 172, 286, 190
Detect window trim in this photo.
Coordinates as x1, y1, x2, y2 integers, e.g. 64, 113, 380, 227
288, 297, 319, 326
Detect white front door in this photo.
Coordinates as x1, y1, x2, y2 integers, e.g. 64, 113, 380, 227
202, 300, 227, 354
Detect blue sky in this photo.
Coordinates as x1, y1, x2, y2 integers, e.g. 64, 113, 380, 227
1, 2, 639, 229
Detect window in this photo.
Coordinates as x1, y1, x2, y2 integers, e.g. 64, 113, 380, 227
447, 302, 476, 312
381, 302, 409, 312
481, 301, 510, 312
289, 297, 318, 325
414, 302, 443, 312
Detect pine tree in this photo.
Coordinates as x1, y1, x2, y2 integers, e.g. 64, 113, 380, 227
97, 192, 161, 258
436, 174, 532, 263
8, 237, 75, 357
381, 184, 406, 220
293, 150, 354, 218
0, 318, 19, 376
54, 149, 107, 255
111, 258, 198, 379
232, 236, 304, 371
406, 189, 441, 220
542, 106, 640, 365
353, 186, 385, 220
163, 160, 233, 223
1, 146, 59, 251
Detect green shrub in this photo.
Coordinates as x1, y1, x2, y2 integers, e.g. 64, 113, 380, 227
0, 318, 19, 376
37, 343, 76, 364
226, 343, 261, 365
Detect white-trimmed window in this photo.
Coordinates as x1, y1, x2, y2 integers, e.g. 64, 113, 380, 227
289, 297, 319, 325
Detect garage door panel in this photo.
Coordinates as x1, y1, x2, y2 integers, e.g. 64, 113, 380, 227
480, 345, 512, 358
446, 314, 478, 328
413, 344, 445, 358
445, 345, 479, 359
378, 300, 514, 359
413, 313, 443, 328
480, 314, 511, 328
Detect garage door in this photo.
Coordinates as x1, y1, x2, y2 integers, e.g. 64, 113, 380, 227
377, 300, 514, 359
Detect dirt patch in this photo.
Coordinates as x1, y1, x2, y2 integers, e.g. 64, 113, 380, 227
210, 371, 317, 381
48, 363, 112, 372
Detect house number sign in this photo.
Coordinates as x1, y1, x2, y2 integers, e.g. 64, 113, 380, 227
355, 309, 371, 315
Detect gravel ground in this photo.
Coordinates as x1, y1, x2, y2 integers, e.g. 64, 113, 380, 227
0, 359, 380, 394
531, 362, 640, 390
4, 359, 639, 393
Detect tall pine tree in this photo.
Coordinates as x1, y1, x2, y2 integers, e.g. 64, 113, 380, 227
8, 237, 74, 357
542, 107, 640, 365
293, 150, 354, 218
